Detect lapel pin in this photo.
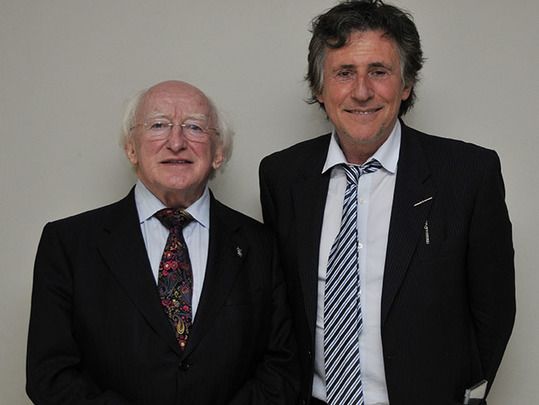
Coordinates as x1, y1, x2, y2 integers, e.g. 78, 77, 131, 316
236, 246, 243, 258
413, 196, 433, 207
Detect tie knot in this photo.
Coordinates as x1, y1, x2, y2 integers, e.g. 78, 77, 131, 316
154, 208, 194, 230
342, 159, 382, 184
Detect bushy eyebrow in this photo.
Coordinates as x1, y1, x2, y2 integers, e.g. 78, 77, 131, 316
331, 61, 394, 73
186, 113, 210, 121
144, 112, 168, 119
368, 61, 394, 70
332, 64, 356, 72
143, 112, 210, 121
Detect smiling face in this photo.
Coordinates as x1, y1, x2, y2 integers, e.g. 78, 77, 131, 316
125, 81, 224, 208
317, 30, 411, 164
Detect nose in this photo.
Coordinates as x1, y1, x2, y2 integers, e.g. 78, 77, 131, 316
351, 75, 374, 102
166, 124, 187, 151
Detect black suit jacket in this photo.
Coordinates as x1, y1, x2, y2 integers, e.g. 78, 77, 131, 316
259, 123, 515, 405
27, 189, 299, 405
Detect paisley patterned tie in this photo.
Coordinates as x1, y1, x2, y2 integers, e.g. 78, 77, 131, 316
154, 208, 194, 350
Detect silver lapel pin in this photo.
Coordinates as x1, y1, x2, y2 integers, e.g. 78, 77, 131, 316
413, 196, 433, 207
236, 246, 243, 258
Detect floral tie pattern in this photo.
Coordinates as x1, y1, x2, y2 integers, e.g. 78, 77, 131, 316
154, 208, 194, 350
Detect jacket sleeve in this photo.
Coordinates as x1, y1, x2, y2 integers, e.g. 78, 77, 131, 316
467, 150, 516, 394
26, 223, 133, 405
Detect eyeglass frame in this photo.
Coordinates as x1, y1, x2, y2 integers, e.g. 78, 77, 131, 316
129, 116, 220, 142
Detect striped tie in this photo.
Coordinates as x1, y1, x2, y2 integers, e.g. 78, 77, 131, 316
324, 160, 382, 405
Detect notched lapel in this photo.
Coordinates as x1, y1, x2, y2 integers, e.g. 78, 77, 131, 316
184, 197, 246, 356
381, 129, 437, 324
97, 192, 182, 356
292, 159, 331, 335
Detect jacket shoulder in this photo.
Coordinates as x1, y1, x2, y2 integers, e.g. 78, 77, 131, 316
409, 126, 498, 160
403, 126, 502, 179
260, 134, 331, 171
211, 197, 268, 233
42, 193, 131, 234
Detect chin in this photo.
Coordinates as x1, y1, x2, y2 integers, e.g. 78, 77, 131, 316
344, 131, 381, 144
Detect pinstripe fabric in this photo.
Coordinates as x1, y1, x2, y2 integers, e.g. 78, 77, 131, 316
324, 160, 382, 405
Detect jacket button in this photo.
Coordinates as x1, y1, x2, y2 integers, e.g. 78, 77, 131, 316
178, 361, 191, 371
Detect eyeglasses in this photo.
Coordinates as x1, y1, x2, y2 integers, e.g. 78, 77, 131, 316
130, 117, 219, 142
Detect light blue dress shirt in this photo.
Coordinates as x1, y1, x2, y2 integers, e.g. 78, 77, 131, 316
313, 121, 401, 405
134, 180, 210, 319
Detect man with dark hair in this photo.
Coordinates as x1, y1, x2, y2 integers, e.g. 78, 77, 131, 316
27, 80, 299, 404
259, 1, 515, 404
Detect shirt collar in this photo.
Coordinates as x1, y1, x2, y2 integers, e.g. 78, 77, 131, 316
322, 119, 401, 174
134, 180, 210, 229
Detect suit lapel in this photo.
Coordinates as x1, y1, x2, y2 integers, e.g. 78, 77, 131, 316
292, 136, 331, 333
290, 130, 435, 330
183, 195, 245, 356
381, 125, 436, 324
96, 189, 183, 356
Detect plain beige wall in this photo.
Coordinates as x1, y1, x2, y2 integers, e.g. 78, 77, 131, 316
1, 0, 537, 403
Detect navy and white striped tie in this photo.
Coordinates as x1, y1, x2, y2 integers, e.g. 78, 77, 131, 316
324, 160, 382, 405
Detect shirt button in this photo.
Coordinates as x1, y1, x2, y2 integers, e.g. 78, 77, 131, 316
358, 242, 364, 249
359, 198, 365, 204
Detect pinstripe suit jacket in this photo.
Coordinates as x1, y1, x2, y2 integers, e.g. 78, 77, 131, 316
259, 122, 515, 405
27, 190, 299, 404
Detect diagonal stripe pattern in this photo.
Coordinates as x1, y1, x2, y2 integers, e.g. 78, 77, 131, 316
324, 160, 382, 405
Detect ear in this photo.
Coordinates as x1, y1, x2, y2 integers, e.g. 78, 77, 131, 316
212, 144, 225, 170
401, 84, 412, 101
316, 93, 325, 104
125, 137, 138, 166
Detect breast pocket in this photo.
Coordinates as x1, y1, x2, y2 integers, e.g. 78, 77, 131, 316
414, 218, 467, 264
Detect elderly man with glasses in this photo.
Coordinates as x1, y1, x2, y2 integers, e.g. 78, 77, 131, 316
26, 80, 299, 405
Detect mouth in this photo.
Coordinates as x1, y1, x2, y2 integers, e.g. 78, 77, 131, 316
160, 159, 192, 165
344, 106, 383, 115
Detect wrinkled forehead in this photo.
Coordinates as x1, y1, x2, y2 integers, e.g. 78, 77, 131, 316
137, 84, 214, 122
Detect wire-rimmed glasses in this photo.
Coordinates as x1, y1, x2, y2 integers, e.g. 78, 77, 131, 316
130, 117, 219, 142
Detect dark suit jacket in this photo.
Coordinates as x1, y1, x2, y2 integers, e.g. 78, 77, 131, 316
27, 189, 299, 405
259, 123, 515, 405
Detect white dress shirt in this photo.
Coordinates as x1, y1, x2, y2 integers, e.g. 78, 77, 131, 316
134, 180, 210, 319
312, 121, 401, 405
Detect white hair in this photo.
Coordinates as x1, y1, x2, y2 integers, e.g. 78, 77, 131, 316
119, 85, 234, 173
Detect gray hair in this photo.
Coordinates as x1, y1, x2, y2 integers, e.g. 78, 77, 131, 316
120, 85, 234, 172
306, 0, 424, 116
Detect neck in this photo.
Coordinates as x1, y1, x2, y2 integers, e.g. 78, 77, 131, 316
140, 180, 205, 210
160, 190, 202, 209
340, 142, 380, 165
